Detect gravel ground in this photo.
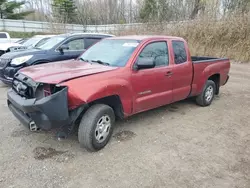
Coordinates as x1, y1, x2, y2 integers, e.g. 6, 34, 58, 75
0, 63, 250, 188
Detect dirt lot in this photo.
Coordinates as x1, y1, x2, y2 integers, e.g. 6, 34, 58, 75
0, 63, 250, 188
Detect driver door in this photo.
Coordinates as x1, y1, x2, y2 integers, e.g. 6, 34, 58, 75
131, 41, 173, 113
53, 38, 85, 62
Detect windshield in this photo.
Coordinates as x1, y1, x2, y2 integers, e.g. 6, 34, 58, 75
79, 39, 140, 67
35, 37, 50, 47
37, 36, 66, 50
22, 37, 45, 48
16, 38, 28, 44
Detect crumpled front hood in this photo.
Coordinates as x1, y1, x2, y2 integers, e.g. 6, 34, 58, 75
19, 59, 118, 84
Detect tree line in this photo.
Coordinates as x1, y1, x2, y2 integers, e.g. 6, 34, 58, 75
1, 0, 250, 24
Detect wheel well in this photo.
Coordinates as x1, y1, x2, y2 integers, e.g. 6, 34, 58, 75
208, 74, 220, 94
71, 95, 124, 132
90, 95, 124, 119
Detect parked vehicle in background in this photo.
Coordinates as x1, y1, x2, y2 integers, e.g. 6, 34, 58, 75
15, 38, 29, 44
0, 42, 27, 56
0, 32, 10, 38
7, 35, 230, 152
0, 33, 114, 85
0, 35, 55, 57
0, 32, 21, 43
20, 35, 55, 49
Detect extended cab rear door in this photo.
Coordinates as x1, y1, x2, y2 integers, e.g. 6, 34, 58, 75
170, 40, 193, 102
131, 40, 173, 113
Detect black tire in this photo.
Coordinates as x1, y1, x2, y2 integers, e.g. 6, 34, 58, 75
78, 104, 115, 152
196, 80, 216, 107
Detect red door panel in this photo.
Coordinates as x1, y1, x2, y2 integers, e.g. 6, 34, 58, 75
172, 62, 193, 101
131, 67, 173, 113
130, 41, 173, 113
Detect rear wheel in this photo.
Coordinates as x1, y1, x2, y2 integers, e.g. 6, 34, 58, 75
78, 104, 115, 152
196, 80, 216, 107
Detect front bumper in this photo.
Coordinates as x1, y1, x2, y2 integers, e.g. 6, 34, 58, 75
0, 66, 22, 85
7, 87, 70, 130
0, 74, 12, 85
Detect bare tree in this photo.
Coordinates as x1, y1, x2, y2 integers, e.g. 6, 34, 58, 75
25, 0, 52, 21
24, 0, 242, 24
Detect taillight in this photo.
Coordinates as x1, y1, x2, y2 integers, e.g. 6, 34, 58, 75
43, 84, 51, 97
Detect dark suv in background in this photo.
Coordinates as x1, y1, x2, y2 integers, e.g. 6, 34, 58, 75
0, 33, 114, 85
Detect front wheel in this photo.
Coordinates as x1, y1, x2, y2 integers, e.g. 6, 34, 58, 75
196, 80, 216, 107
78, 104, 115, 152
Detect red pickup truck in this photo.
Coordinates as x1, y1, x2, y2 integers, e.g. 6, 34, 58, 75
7, 35, 230, 152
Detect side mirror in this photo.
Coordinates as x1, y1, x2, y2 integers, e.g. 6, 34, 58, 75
58, 44, 69, 53
136, 57, 155, 70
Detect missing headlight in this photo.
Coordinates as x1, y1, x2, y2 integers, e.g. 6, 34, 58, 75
35, 83, 66, 99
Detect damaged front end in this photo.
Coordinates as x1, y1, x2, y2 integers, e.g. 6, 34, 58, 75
7, 73, 83, 132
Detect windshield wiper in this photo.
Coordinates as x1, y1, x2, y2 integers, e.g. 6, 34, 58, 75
90, 60, 110, 66
79, 57, 90, 62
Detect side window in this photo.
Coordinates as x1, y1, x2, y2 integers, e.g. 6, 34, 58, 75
172, 41, 187, 64
65, 38, 85, 51
138, 41, 169, 67
0, 33, 7, 38
85, 38, 101, 49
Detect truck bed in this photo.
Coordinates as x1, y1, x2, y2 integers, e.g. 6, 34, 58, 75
192, 56, 229, 63
190, 56, 230, 97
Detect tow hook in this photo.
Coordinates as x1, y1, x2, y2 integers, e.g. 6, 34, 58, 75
29, 121, 40, 131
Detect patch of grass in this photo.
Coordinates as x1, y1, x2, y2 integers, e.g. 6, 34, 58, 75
0, 30, 58, 38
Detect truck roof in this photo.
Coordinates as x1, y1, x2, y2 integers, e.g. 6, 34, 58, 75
108, 35, 184, 41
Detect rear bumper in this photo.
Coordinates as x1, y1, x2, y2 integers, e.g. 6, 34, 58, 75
7, 88, 70, 130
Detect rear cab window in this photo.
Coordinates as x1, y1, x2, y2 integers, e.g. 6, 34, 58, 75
172, 41, 187, 64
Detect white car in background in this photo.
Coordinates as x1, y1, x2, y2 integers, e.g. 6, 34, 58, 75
20, 35, 56, 49
0, 42, 27, 56
0, 32, 21, 43
0, 34, 56, 56
0, 32, 55, 46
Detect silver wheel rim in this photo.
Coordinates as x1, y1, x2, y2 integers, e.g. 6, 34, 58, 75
95, 115, 111, 143
205, 85, 214, 102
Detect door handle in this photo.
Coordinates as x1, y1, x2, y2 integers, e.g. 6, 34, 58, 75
165, 71, 173, 77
